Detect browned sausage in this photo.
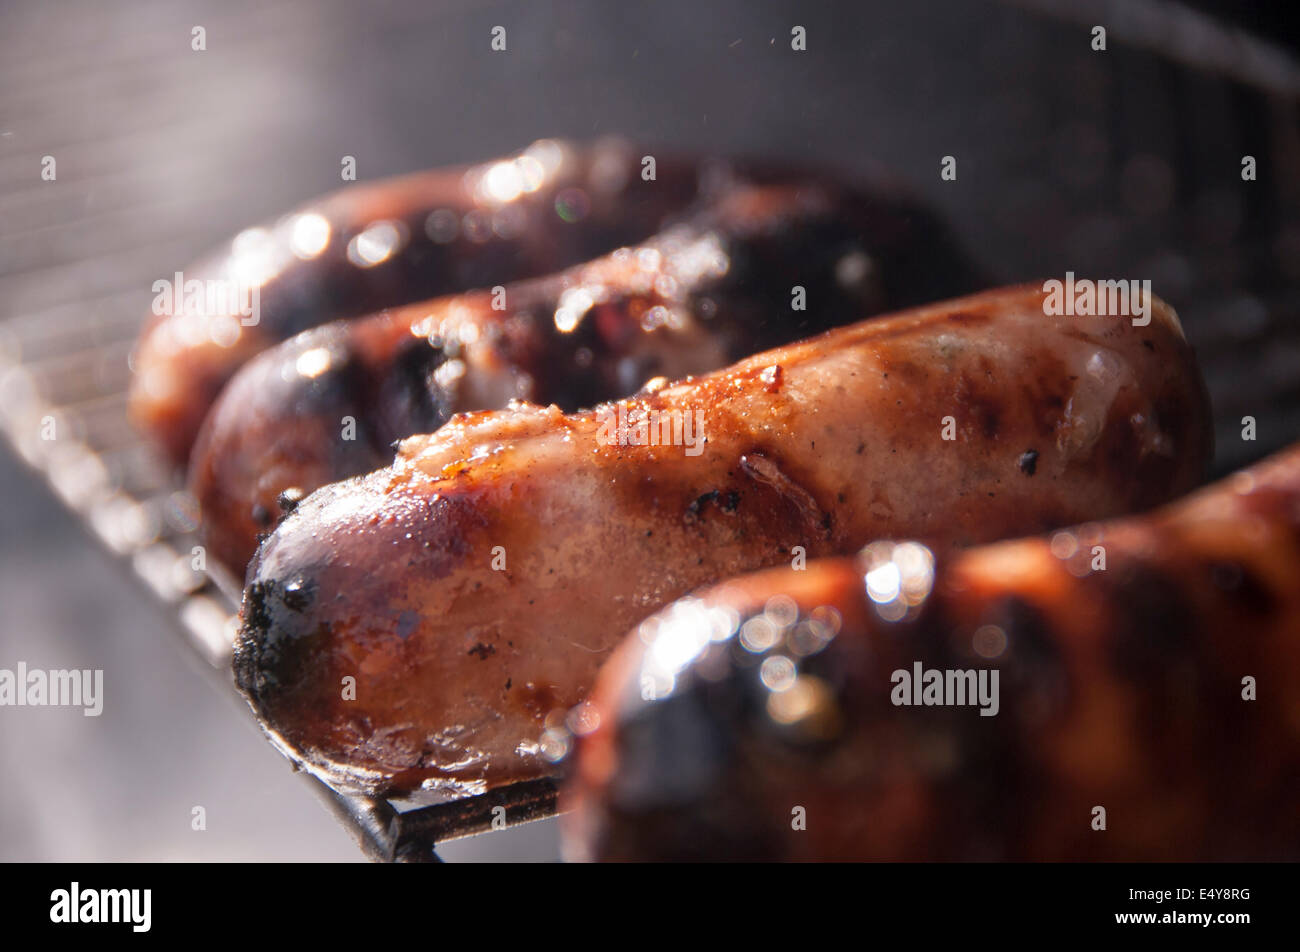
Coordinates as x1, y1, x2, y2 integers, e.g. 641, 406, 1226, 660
232, 285, 1211, 797
129, 139, 707, 465
563, 444, 1300, 861
190, 180, 980, 574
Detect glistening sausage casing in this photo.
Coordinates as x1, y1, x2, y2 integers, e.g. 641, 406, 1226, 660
190, 180, 981, 574
563, 444, 1300, 861
233, 284, 1212, 797
129, 138, 707, 465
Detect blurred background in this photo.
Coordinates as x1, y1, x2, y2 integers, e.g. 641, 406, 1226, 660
0, 0, 1296, 861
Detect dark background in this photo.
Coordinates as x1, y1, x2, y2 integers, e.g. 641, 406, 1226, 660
1, 0, 1296, 861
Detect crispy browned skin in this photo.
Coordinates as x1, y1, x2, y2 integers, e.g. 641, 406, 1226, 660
233, 285, 1211, 797
191, 180, 982, 574
565, 445, 1300, 861
129, 139, 708, 465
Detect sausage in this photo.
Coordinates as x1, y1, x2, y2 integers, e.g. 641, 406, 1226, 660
129, 138, 708, 465
232, 285, 1211, 797
191, 180, 980, 574
563, 443, 1300, 861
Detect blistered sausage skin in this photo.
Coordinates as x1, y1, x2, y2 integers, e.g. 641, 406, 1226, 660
232, 285, 1211, 798
191, 181, 981, 575
129, 138, 708, 465
564, 444, 1300, 862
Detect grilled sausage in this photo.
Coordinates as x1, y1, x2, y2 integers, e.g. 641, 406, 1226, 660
563, 444, 1300, 861
232, 285, 1211, 797
191, 181, 981, 575
129, 138, 708, 465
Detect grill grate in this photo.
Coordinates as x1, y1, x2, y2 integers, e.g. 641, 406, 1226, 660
1, 0, 1297, 862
